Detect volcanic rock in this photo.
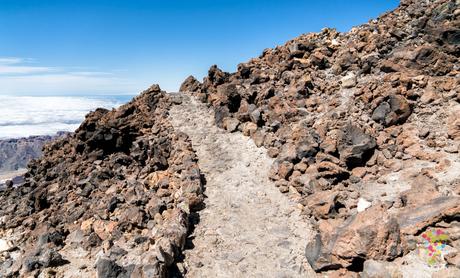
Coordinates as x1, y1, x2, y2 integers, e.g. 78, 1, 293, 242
179, 75, 202, 93
371, 95, 412, 126
0, 85, 203, 277
96, 258, 130, 278
1, 0, 459, 276
337, 125, 376, 169
181, 0, 460, 274
306, 204, 403, 271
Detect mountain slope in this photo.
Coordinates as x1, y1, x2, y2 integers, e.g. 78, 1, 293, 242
181, 0, 460, 275
0, 86, 203, 277
1, 0, 459, 277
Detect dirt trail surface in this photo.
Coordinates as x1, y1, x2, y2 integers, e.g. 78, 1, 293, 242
169, 94, 315, 278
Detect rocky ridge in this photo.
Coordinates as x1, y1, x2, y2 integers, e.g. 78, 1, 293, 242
0, 85, 203, 277
181, 0, 460, 275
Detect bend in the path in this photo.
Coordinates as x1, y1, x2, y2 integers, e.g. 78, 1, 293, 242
169, 94, 315, 278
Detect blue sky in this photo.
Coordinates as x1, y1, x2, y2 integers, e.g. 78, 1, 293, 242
0, 0, 399, 95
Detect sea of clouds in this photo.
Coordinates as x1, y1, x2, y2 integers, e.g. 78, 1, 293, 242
0, 95, 130, 139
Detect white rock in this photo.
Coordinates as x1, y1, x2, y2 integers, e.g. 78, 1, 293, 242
357, 198, 372, 212
331, 39, 340, 47
341, 73, 357, 88
0, 239, 13, 253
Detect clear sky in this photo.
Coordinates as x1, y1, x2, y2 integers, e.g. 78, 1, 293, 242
0, 0, 399, 95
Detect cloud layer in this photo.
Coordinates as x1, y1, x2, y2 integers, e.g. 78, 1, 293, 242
0, 95, 125, 138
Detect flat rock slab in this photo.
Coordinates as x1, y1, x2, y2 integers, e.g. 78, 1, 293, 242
169, 94, 315, 278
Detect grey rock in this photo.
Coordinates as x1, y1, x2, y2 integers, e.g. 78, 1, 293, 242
214, 106, 230, 128
39, 249, 68, 268
5, 180, 13, 188
96, 258, 130, 278
305, 234, 323, 270
338, 124, 376, 168
250, 109, 261, 124
278, 143, 297, 162
295, 134, 320, 160
372, 95, 411, 126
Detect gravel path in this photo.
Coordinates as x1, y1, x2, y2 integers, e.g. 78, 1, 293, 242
169, 94, 315, 278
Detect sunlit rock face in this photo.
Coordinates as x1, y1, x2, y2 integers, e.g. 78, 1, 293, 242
182, 0, 460, 275
0, 85, 204, 277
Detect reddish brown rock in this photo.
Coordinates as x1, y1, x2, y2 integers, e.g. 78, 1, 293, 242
180, 75, 202, 93
447, 106, 460, 139
182, 0, 460, 273
306, 204, 403, 271
0, 85, 203, 277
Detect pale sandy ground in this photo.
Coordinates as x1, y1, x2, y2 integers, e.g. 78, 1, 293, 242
170, 94, 316, 278
0, 168, 27, 184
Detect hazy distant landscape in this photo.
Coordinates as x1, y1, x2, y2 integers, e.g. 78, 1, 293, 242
0, 95, 132, 139
0, 94, 133, 184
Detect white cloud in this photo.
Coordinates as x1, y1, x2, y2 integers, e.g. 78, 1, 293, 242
0, 95, 126, 138
0, 57, 142, 138
0, 57, 139, 95
0, 57, 54, 75
0, 57, 26, 65
0, 73, 136, 94
0, 65, 55, 74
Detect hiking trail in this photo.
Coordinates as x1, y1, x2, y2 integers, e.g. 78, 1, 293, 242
169, 94, 315, 278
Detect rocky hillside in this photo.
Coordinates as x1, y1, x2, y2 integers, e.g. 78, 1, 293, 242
181, 0, 460, 275
1, 0, 459, 277
0, 86, 203, 277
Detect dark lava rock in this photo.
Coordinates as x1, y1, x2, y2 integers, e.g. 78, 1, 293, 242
337, 125, 376, 168
23, 249, 68, 272
0, 85, 204, 277
372, 95, 412, 126
5, 180, 13, 188
295, 132, 320, 160
39, 249, 68, 268
96, 259, 130, 278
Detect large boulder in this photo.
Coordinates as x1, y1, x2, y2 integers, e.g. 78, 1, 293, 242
337, 125, 376, 168
306, 204, 403, 271
371, 95, 411, 126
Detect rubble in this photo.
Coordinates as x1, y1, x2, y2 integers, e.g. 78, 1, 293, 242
181, 0, 460, 274
0, 0, 459, 276
0, 85, 203, 277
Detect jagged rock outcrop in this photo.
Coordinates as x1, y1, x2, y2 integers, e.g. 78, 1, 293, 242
0, 85, 203, 277
181, 0, 460, 274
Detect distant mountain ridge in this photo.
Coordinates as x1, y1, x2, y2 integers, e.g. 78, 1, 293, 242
0, 135, 53, 174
